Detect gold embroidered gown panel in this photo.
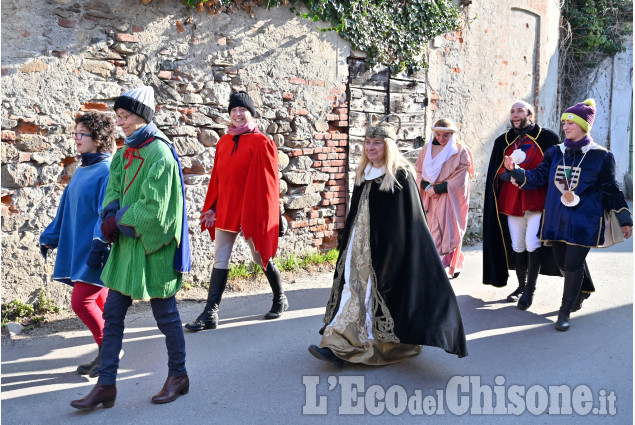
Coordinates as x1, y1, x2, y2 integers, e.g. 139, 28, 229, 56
320, 179, 421, 365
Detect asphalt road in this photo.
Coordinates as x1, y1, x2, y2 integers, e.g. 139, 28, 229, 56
1, 236, 632, 424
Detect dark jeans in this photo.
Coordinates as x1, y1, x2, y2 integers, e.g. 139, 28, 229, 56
98, 290, 187, 386
551, 242, 590, 272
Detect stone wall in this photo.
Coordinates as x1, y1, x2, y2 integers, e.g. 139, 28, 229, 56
1, 0, 350, 306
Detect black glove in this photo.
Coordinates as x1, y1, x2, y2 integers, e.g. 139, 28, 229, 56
40, 245, 49, 260
498, 171, 512, 182
433, 181, 448, 194
86, 240, 110, 269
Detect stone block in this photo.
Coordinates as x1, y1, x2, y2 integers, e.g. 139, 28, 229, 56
198, 128, 220, 147
286, 155, 313, 171
19, 60, 48, 73
1, 143, 18, 162
31, 151, 63, 165
201, 83, 232, 106
58, 18, 76, 28
272, 134, 284, 148
88, 82, 123, 99
283, 171, 313, 185
40, 165, 64, 183
82, 59, 114, 77
172, 137, 204, 156
279, 179, 288, 195
15, 135, 49, 152
278, 151, 289, 171
189, 113, 214, 126
115, 33, 140, 43
163, 126, 197, 138
183, 93, 204, 104
284, 193, 321, 210
2, 163, 38, 188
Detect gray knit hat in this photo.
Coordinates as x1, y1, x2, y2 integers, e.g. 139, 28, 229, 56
114, 85, 155, 123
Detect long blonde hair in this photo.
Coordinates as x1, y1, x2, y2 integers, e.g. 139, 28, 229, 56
354, 120, 415, 192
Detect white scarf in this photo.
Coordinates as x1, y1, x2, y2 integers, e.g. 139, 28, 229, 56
364, 163, 386, 180
420, 133, 459, 183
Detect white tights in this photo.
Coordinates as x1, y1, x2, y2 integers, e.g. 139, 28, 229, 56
507, 211, 542, 253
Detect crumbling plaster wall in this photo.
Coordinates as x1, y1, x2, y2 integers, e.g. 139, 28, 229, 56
425, 0, 562, 231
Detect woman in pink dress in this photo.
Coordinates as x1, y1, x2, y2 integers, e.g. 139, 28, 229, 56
415, 118, 474, 279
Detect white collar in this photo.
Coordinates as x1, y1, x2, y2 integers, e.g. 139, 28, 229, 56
364, 163, 386, 180
559, 141, 604, 154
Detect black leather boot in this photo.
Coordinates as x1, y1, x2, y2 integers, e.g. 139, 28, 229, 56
507, 251, 527, 302
77, 345, 100, 375
555, 267, 584, 331
517, 248, 542, 310
264, 261, 288, 320
185, 268, 229, 331
88, 346, 102, 378
571, 291, 591, 312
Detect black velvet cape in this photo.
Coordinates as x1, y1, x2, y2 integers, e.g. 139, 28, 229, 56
482, 126, 594, 292
323, 169, 468, 358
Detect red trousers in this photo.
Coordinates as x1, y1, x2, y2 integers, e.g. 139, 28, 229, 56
71, 282, 108, 346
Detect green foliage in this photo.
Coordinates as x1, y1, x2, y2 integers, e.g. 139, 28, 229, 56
562, 0, 632, 68
181, 0, 461, 72
1, 288, 60, 327
1, 300, 34, 326
225, 249, 340, 281
34, 288, 61, 315
323, 249, 338, 263
277, 253, 301, 271
228, 263, 252, 279
299, 249, 339, 267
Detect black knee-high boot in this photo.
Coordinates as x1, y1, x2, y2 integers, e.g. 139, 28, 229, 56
555, 267, 584, 331
571, 263, 592, 312
507, 251, 527, 302
517, 248, 542, 310
185, 268, 229, 331
264, 261, 288, 320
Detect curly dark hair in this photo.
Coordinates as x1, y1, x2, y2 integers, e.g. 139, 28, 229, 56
74, 112, 117, 154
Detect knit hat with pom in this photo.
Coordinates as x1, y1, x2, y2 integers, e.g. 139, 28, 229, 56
561, 98, 596, 133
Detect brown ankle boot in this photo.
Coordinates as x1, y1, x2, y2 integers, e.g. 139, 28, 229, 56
151, 375, 189, 404
70, 383, 116, 409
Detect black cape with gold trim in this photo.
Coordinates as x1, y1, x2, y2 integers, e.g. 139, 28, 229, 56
322, 169, 468, 358
482, 125, 594, 292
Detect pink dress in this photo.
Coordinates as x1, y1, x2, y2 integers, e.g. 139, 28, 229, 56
415, 142, 473, 277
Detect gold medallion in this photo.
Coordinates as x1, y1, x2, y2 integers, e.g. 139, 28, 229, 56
563, 191, 575, 203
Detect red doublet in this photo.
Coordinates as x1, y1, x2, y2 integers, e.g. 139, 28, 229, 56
497, 134, 547, 216
202, 132, 279, 265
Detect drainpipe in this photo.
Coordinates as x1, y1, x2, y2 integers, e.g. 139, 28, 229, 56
607, 55, 615, 151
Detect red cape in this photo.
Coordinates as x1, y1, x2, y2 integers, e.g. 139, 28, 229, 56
202, 132, 279, 265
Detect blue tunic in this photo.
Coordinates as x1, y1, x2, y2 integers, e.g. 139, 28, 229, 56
517, 142, 631, 247
40, 160, 111, 287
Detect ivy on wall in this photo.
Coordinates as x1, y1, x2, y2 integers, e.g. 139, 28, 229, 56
559, 0, 632, 106
179, 0, 461, 72
561, 0, 632, 67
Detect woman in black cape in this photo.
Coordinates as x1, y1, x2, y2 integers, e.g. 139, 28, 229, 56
308, 119, 468, 368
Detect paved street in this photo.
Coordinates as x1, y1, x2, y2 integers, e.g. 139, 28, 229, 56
2, 236, 632, 424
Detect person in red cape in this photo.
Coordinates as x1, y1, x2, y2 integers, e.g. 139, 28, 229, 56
185, 91, 287, 331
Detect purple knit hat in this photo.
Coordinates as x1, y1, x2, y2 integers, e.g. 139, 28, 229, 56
561, 98, 596, 133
